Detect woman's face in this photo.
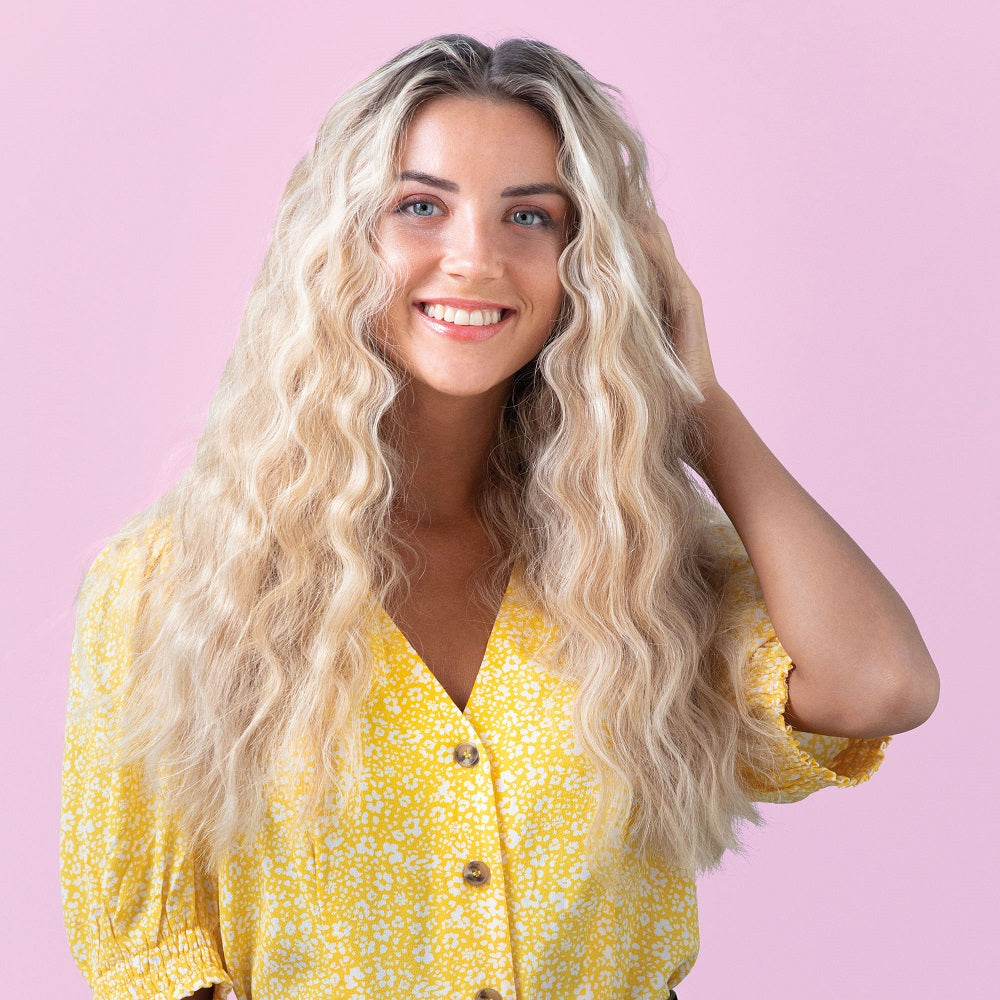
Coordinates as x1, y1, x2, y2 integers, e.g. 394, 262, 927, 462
376, 95, 570, 401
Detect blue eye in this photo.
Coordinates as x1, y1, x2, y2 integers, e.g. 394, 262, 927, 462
509, 209, 550, 227
400, 200, 441, 218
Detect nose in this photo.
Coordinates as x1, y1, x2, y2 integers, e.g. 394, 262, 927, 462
440, 210, 504, 281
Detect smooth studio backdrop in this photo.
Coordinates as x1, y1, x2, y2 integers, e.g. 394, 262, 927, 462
3, 2, 995, 996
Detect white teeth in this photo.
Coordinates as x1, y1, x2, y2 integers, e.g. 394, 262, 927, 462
421, 304, 504, 326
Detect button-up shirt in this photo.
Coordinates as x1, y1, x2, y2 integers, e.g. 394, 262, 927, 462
60, 519, 888, 999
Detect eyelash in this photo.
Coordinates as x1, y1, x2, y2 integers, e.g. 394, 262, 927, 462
394, 198, 554, 229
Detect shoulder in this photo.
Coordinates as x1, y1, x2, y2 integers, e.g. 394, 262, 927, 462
698, 509, 758, 596
696, 509, 774, 653
73, 513, 175, 694
78, 513, 175, 605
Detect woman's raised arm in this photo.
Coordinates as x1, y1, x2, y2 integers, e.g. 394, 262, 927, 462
650, 217, 939, 738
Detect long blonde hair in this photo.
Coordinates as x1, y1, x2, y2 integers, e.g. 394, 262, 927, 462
103, 34, 782, 874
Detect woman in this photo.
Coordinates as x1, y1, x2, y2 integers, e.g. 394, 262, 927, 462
61, 34, 938, 999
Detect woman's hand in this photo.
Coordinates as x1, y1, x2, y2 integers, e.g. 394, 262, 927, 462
638, 210, 719, 398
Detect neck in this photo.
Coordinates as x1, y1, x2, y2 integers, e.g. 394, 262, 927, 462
388, 379, 511, 528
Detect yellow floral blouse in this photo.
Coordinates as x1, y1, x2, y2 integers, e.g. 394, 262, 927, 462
60, 519, 888, 1000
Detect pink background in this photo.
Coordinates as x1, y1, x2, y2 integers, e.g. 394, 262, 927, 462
3, 1, 995, 996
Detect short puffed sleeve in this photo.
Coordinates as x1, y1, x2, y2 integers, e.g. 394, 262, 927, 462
60, 521, 232, 999
709, 516, 891, 803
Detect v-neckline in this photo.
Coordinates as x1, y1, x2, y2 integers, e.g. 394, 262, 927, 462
376, 567, 519, 717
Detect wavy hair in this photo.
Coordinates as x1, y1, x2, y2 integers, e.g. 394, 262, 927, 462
103, 34, 784, 876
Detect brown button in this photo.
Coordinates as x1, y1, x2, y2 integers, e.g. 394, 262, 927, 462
462, 860, 491, 886
475, 990, 503, 1000
454, 742, 480, 767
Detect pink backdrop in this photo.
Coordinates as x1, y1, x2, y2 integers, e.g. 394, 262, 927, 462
3, 1, 995, 996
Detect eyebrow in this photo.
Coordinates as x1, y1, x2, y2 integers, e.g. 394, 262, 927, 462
398, 170, 568, 200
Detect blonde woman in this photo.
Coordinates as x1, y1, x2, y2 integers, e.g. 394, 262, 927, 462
60, 35, 938, 1000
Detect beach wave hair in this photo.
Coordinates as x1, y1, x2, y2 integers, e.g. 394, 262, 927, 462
100, 33, 783, 875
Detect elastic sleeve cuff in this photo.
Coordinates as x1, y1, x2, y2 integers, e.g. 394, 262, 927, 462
94, 926, 231, 1000
747, 629, 891, 803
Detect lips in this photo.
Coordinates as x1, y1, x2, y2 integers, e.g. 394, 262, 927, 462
412, 301, 513, 342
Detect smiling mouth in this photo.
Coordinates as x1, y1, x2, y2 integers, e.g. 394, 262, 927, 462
413, 301, 513, 341
418, 302, 512, 327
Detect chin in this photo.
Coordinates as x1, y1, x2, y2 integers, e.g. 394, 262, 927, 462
423, 381, 503, 399
407, 370, 513, 401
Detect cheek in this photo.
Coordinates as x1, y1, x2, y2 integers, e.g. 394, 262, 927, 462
378, 244, 412, 292
535, 257, 566, 320
508, 238, 562, 310
376, 224, 431, 291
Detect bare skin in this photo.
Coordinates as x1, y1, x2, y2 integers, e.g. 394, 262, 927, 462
374, 96, 570, 712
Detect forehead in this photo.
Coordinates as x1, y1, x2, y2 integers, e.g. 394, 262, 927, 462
398, 95, 560, 181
